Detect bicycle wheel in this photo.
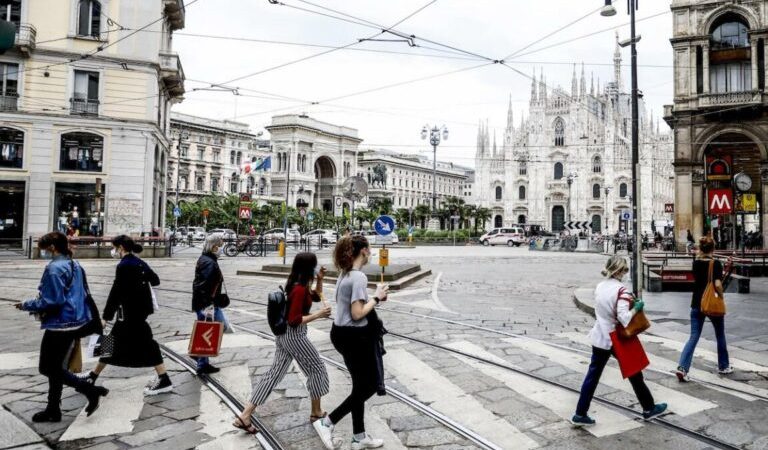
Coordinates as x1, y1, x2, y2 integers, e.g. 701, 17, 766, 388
224, 243, 238, 257
245, 242, 259, 257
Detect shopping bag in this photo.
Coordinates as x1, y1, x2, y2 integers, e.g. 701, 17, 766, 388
68, 339, 83, 373
85, 335, 100, 359
610, 330, 649, 379
701, 260, 726, 317
150, 286, 160, 312
188, 320, 224, 357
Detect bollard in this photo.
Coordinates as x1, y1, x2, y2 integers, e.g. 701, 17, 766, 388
278, 240, 285, 258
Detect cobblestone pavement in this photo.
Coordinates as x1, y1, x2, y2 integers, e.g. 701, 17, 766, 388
0, 246, 766, 449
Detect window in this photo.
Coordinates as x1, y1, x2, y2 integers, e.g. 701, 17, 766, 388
518, 185, 526, 200
247, 176, 255, 192
230, 177, 238, 193
197, 148, 204, 161
711, 20, 748, 49
179, 176, 187, 190
495, 186, 502, 200
71, 70, 99, 115
0, 127, 23, 169
554, 118, 565, 146
591, 214, 602, 233
0, 63, 18, 111
60, 132, 104, 172
554, 162, 564, 180
592, 183, 601, 199
179, 145, 188, 158
619, 182, 628, 198
519, 161, 527, 176
230, 151, 235, 164
77, 0, 101, 38
211, 178, 218, 192
710, 62, 751, 93
592, 156, 602, 173
236, 151, 242, 165
196, 177, 204, 191
1, 1, 21, 26
213, 150, 220, 163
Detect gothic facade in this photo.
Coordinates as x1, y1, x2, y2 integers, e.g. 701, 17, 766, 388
474, 38, 674, 234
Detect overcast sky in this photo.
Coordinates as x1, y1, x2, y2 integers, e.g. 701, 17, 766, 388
173, 0, 673, 168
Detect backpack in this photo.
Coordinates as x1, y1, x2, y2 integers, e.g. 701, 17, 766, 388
267, 286, 288, 336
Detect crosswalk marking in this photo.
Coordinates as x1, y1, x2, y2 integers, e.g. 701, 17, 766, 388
0, 409, 43, 449
642, 332, 768, 373
59, 375, 147, 441
558, 332, 768, 402
500, 338, 716, 416
0, 352, 40, 371
446, 341, 641, 437
386, 348, 539, 449
197, 364, 259, 449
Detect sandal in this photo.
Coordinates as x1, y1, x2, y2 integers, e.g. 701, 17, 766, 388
233, 416, 259, 434
310, 411, 327, 423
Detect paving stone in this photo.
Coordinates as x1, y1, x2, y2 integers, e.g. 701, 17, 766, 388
118, 419, 202, 446
389, 415, 436, 432
0, 409, 44, 449
130, 431, 210, 450
404, 428, 460, 447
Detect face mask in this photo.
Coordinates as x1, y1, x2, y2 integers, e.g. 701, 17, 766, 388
110, 248, 120, 259
40, 249, 50, 259
215, 247, 223, 256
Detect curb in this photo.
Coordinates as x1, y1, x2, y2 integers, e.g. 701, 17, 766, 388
572, 288, 596, 318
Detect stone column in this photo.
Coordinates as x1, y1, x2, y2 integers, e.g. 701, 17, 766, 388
762, 167, 768, 249
674, 169, 692, 250
692, 170, 705, 240
702, 42, 710, 93
752, 40, 759, 90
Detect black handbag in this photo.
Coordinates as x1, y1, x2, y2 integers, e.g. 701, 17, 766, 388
213, 278, 230, 308
73, 262, 103, 338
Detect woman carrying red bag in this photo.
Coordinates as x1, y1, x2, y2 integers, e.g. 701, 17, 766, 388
571, 256, 667, 427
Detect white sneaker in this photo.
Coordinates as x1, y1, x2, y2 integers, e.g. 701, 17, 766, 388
718, 366, 734, 375
351, 434, 384, 449
312, 419, 337, 449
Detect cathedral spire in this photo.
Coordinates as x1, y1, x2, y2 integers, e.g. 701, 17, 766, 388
590, 72, 594, 96
506, 94, 514, 133
530, 68, 538, 104
571, 64, 578, 99
580, 63, 587, 99
539, 68, 547, 102
614, 31, 622, 91
493, 130, 497, 156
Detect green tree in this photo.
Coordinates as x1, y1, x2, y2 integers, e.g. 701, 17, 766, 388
368, 197, 394, 215
414, 204, 430, 229
474, 207, 492, 233
393, 208, 411, 229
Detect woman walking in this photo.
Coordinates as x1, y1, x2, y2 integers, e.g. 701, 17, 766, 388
676, 236, 733, 381
571, 256, 667, 426
78, 235, 172, 396
314, 235, 389, 450
191, 234, 229, 375
233, 252, 331, 434
15, 232, 108, 422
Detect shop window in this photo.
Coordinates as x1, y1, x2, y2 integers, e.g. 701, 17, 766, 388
71, 70, 99, 115
0, 127, 24, 169
0, 180, 24, 242
78, 0, 101, 38
54, 182, 105, 237
60, 132, 103, 172
0, 62, 19, 111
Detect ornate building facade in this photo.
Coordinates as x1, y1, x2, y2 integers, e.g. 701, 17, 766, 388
474, 39, 674, 234
665, 0, 767, 249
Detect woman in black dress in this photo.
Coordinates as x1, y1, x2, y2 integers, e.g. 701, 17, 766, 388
78, 235, 173, 396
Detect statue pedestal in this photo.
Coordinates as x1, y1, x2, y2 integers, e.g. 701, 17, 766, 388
427, 218, 440, 231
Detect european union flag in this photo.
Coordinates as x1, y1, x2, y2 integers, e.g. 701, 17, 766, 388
261, 156, 271, 171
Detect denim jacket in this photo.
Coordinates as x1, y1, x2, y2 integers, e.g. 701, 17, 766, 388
22, 255, 91, 330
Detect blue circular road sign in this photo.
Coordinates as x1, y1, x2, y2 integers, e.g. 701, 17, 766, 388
173, 207, 181, 218
374, 215, 396, 236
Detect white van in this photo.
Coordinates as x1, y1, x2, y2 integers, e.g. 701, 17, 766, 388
479, 227, 525, 247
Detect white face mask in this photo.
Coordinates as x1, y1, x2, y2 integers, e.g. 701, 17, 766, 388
110, 248, 120, 259
215, 246, 223, 256
40, 249, 51, 259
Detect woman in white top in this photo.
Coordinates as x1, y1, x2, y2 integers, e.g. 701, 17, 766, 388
571, 256, 667, 426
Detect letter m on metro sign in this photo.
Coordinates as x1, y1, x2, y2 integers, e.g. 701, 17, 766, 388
708, 189, 733, 215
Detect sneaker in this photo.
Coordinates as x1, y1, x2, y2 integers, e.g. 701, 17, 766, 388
196, 364, 220, 376
570, 414, 596, 427
718, 366, 734, 375
351, 434, 384, 449
675, 367, 690, 382
144, 375, 173, 396
32, 409, 61, 423
312, 419, 337, 449
642, 403, 668, 420
75, 371, 98, 384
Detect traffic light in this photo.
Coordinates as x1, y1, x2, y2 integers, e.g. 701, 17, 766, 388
0, 20, 15, 54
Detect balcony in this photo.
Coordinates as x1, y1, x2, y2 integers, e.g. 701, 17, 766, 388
15, 24, 36, 55
546, 179, 568, 191
70, 98, 99, 116
0, 94, 18, 111
163, 0, 186, 31
698, 91, 762, 109
159, 51, 185, 98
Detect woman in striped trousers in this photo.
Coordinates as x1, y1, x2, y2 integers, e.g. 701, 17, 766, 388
233, 252, 331, 434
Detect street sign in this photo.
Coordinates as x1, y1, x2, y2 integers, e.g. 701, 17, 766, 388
334, 196, 343, 217
621, 210, 632, 221
664, 203, 674, 213
238, 206, 251, 220
708, 189, 733, 215
299, 207, 307, 218
307, 212, 315, 221
565, 221, 590, 231
740, 193, 757, 214
374, 215, 396, 236
173, 207, 181, 218
375, 234, 394, 245
379, 248, 389, 267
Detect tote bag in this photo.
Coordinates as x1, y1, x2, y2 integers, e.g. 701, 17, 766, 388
701, 260, 726, 317
610, 331, 649, 378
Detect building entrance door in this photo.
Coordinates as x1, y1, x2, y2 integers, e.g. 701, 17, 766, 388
552, 205, 565, 231
0, 181, 25, 246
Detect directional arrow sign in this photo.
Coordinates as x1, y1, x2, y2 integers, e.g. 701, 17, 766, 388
374, 215, 396, 236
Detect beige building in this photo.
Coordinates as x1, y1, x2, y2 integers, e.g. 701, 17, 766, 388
665, 0, 767, 248
0, 0, 185, 243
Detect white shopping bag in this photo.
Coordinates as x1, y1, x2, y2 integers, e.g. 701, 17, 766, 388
85, 334, 100, 359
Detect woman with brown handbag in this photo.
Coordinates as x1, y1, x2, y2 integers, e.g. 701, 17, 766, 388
676, 236, 733, 382
571, 256, 666, 426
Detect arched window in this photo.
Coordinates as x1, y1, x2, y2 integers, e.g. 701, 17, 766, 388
210, 178, 218, 192
495, 186, 503, 200
236, 151, 242, 165
519, 161, 527, 175
247, 176, 255, 192
230, 151, 236, 165
494, 215, 503, 228
229, 173, 239, 193
554, 118, 565, 146
710, 16, 751, 93
554, 162, 564, 180
619, 182, 628, 198
592, 183, 601, 199
77, 0, 101, 38
0, 127, 24, 169
517, 215, 526, 224
711, 19, 749, 49
518, 185, 526, 200
196, 177, 204, 191
592, 156, 602, 173
60, 132, 103, 172
591, 214, 602, 233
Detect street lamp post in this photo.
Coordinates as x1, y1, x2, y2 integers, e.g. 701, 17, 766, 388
566, 172, 578, 222
602, 0, 643, 295
421, 124, 449, 215
603, 186, 613, 233
173, 128, 189, 232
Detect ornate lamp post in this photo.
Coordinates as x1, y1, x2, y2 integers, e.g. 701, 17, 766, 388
421, 124, 449, 213
603, 185, 613, 233
566, 172, 579, 222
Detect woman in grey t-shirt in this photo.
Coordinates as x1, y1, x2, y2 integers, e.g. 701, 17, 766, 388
313, 235, 389, 450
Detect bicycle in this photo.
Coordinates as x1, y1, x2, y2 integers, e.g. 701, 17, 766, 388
223, 238, 260, 257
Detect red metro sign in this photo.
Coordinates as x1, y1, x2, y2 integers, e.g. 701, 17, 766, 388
708, 189, 733, 215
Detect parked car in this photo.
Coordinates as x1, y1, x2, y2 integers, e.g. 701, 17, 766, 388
208, 228, 238, 241
262, 228, 301, 243
302, 229, 339, 245
479, 227, 525, 247
173, 227, 188, 241
187, 227, 207, 241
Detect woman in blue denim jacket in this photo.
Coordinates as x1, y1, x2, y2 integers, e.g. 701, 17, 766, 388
15, 232, 108, 422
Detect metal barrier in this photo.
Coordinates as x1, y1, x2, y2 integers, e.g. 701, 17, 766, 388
27, 236, 171, 259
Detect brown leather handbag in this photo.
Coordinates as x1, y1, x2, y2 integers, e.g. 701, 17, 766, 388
615, 288, 651, 339
700, 259, 726, 317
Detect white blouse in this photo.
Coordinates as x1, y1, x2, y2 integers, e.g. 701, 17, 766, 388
587, 278, 636, 350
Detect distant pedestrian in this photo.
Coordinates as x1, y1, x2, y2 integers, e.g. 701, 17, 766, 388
249, 224, 256, 237
314, 235, 389, 450
191, 235, 229, 375
15, 232, 108, 422
571, 256, 667, 426
234, 253, 331, 435
676, 236, 732, 381
78, 235, 173, 396
686, 229, 695, 253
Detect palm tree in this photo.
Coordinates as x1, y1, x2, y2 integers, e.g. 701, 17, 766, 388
393, 208, 410, 229
474, 207, 492, 233
353, 207, 372, 230
414, 204, 430, 229
368, 197, 394, 215
463, 204, 476, 231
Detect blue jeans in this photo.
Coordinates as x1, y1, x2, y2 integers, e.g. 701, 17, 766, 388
678, 308, 729, 371
194, 307, 229, 369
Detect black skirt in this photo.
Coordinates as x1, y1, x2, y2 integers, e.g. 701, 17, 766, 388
99, 319, 163, 368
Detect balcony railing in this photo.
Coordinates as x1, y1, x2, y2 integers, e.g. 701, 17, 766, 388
15, 24, 36, 55
70, 98, 99, 116
699, 90, 762, 108
0, 94, 18, 111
